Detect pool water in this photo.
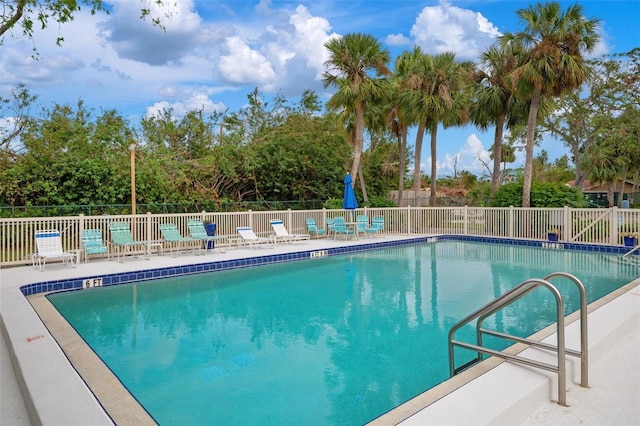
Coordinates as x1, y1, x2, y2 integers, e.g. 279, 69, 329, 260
48, 241, 638, 425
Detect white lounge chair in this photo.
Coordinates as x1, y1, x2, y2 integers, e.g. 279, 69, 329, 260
236, 227, 274, 249
32, 230, 78, 271
269, 220, 310, 244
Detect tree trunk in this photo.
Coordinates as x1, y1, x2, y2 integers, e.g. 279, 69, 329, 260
429, 123, 438, 207
522, 88, 541, 208
397, 127, 407, 206
617, 167, 628, 207
413, 120, 426, 206
491, 112, 505, 196
606, 182, 614, 207
358, 162, 368, 203
350, 102, 365, 186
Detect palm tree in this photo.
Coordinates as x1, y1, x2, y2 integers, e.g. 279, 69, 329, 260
384, 73, 410, 206
323, 33, 391, 185
471, 43, 528, 196
397, 48, 475, 206
501, 2, 600, 207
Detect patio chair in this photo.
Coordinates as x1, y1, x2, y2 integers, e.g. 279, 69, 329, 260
187, 219, 227, 253
160, 223, 202, 257
109, 221, 149, 262
236, 227, 274, 249
326, 218, 336, 238
305, 218, 326, 239
356, 215, 369, 235
32, 230, 78, 271
332, 217, 355, 240
81, 229, 109, 262
270, 219, 310, 244
365, 216, 384, 236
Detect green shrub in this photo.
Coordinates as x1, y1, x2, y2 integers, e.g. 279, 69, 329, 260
323, 198, 343, 209
492, 182, 589, 208
364, 196, 396, 208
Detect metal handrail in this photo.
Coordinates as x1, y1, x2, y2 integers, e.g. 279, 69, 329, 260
447, 272, 588, 406
622, 245, 640, 259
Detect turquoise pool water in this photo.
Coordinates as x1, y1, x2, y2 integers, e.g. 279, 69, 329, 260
48, 241, 638, 425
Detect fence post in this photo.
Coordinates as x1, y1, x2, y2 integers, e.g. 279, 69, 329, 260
509, 206, 514, 238
78, 214, 85, 249
407, 205, 412, 234
463, 205, 469, 235
611, 206, 619, 245
248, 210, 253, 230
146, 212, 152, 254
563, 206, 571, 241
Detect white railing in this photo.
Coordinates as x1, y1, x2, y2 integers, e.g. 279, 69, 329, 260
0, 206, 638, 267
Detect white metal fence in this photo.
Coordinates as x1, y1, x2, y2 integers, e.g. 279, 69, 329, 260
0, 206, 638, 267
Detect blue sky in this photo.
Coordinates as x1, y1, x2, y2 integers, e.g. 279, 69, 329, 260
1, 0, 638, 177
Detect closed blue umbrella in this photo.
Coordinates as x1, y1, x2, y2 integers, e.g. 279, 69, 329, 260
343, 173, 358, 210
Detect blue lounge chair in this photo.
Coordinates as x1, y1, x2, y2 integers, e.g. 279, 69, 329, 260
81, 229, 109, 262
109, 222, 149, 262
187, 219, 227, 253
160, 223, 201, 257
305, 218, 326, 238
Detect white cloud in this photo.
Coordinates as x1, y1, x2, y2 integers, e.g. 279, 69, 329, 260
145, 93, 226, 119
218, 36, 277, 85
99, 0, 207, 65
410, 0, 501, 60
429, 134, 493, 177
385, 33, 412, 46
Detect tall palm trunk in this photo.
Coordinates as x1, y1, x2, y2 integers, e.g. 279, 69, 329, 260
358, 162, 369, 203
350, 102, 365, 187
397, 129, 407, 206
491, 112, 505, 196
413, 120, 427, 206
606, 182, 614, 207
522, 87, 541, 207
429, 122, 438, 207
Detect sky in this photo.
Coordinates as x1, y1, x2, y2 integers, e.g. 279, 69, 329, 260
1, 0, 639, 178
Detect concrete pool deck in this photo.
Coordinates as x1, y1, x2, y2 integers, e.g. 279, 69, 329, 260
1, 236, 639, 425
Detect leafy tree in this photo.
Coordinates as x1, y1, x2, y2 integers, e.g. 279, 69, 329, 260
252, 113, 349, 202
542, 50, 640, 189
323, 33, 391, 186
0, 84, 37, 152
492, 181, 588, 207
501, 2, 600, 207
0, 102, 134, 208
0, 0, 164, 51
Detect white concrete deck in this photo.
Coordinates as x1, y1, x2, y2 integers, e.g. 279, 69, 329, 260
1, 236, 639, 425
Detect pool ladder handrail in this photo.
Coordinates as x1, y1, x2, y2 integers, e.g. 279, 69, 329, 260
447, 272, 588, 407
622, 244, 640, 259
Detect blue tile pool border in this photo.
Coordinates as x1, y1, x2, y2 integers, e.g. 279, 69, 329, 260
20, 235, 637, 297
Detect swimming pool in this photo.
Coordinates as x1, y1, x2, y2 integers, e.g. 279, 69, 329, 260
47, 241, 639, 425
